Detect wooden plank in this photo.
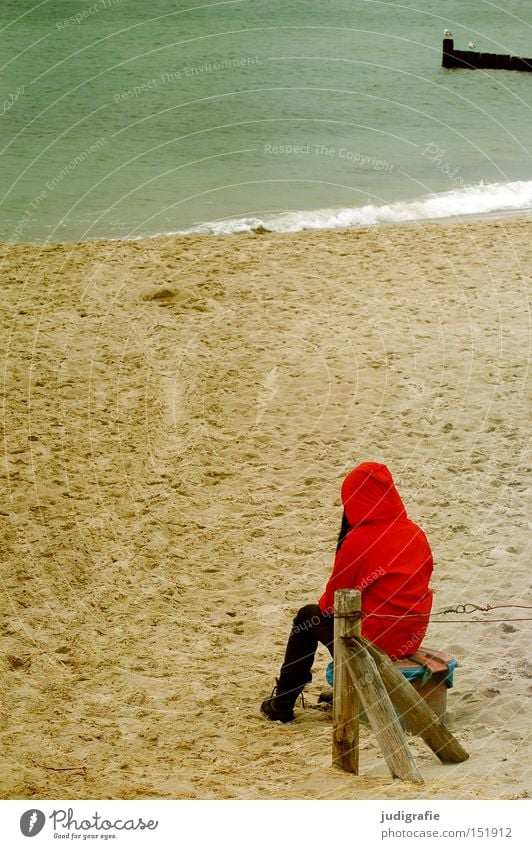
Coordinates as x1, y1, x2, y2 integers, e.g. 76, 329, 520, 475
343, 638, 423, 783
332, 590, 360, 773
358, 637, 469, 764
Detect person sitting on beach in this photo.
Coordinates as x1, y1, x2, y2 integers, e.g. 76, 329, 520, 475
261, 461, 434, 723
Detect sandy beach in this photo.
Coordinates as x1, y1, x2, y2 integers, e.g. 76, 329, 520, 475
0, 218, 530, 800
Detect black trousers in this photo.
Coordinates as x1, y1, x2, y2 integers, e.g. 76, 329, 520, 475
276, 604, 334, 705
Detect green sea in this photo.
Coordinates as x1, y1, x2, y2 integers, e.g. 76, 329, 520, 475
1, 0, 531, 242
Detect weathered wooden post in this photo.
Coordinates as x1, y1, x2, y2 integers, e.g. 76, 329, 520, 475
330, 592, 468, 781
342, 636, 423, 783
361, 637, 469, 763
332, 590, 360, 773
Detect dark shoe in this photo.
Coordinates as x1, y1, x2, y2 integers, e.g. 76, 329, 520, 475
261, 695, 295, 724
318, 689, 333, 705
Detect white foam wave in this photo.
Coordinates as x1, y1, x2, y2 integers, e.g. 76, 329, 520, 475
179, 180, 532, 235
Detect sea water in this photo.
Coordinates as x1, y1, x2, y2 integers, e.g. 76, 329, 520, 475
1, 0, 531, 243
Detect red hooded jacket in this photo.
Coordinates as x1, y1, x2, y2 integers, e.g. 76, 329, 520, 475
318, 463, 433, 659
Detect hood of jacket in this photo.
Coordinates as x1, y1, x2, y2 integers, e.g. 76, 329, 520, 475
341, 462, 407, 527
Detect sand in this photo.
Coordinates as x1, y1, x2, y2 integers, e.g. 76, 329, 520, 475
0, 218, 530, 800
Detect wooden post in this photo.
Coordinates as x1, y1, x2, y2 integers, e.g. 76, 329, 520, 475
332, 590, 360, 773
342, 637, 423, 783
442, 37, 455, 68
360, 637, 469, 763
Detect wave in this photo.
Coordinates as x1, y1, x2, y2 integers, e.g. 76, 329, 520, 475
178, 180, 532, 236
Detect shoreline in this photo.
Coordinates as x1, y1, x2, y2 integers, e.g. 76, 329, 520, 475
2, 208, 531, 250
1, 216, 530, 800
